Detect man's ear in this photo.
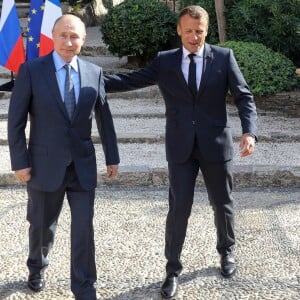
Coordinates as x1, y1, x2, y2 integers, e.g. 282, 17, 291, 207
205, 27, 208, 37
177, 24, 181, 36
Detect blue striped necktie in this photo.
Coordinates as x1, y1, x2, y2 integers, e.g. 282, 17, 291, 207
64, 64, 76, 119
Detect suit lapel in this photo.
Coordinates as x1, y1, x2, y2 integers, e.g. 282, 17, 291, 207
73, 58, 87, 119
172, 48, 195, 102
42, 53, 70, 119
73, 59, 100, 121
197, 43, 213, 98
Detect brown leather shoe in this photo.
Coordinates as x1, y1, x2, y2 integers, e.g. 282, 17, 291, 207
27, 274, 45, 292
160, 275, 178, 299
220, 253, 236, 278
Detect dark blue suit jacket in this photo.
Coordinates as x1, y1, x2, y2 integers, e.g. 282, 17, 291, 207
105, 44, 257, 163
8, 53, 120, 191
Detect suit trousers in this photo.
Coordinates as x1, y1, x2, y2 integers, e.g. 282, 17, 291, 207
165, 144, 235, 276
26, 163, 97, 300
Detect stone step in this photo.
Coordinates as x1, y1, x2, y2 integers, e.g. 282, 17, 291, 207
0, 97, 241, 118
1, 142, 300, 170
0, 54, 129, 80
81, 27, 112, 56
1, 85, 160, 100
0, 98, 299, 143
0, 117, 299, 144
1, 165, 299, 188
1, 143, 300, 187
12, 3, 30, 19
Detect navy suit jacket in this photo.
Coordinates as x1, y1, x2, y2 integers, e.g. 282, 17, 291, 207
8, 53, 119, 191
105, 44, 257, 163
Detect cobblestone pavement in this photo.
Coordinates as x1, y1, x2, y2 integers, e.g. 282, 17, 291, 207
0, 186, 299, 300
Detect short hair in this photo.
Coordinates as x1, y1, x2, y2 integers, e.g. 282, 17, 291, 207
177, 5, 209, 26
52, 14, 86, 35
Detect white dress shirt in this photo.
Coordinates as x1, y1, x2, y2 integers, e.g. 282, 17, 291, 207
181, 46, 204, 91
52, 51, 80, 104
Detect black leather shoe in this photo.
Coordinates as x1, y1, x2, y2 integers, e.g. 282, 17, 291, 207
220, 253, 236, 278
27, 274, 45, 292
160, 275, 178, 299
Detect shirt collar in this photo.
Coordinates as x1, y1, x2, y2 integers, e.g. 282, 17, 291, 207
52, 51, 79, 72
182, 45, 204, 60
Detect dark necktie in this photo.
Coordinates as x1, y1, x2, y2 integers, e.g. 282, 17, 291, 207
188, 53, 197, 98
64, 64, 76, 119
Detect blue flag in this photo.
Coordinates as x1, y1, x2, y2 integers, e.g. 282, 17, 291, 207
26, 0, 44, 61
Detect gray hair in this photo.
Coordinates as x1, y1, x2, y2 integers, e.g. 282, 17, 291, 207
52, 14, 86, 35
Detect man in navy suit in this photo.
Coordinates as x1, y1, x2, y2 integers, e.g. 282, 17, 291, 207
104, 5, 257, 299
8, 14, 119, 300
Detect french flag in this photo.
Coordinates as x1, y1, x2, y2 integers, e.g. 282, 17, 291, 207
39, 0, 62, 56
0, 0, 25, 74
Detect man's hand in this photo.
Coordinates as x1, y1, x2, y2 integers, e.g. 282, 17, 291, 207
239, 134, 256, 157
106, 165, 118, 180
15, 168, 32, 182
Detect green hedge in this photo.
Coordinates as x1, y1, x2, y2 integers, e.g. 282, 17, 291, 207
225, 0, 300, 67
218, 41, 299, 96
101, 0, 177, 66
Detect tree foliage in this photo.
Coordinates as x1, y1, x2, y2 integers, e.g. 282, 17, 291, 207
101, 0, 177, 66
219, 41, 299, 96
225, 0, 300, 66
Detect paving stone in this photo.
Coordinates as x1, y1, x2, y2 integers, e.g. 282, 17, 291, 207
0, 186, 299, 299
1, 142, 300, 187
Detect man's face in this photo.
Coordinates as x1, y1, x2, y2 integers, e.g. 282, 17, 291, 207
52, 15, 86, 62
177, 14, 208, 53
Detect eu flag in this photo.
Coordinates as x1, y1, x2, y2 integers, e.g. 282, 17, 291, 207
26, 0, 44, 61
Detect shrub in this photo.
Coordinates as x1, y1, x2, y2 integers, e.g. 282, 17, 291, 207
101, 0, 177, 66
218, 41, 299, 96
225, 0, 300, 67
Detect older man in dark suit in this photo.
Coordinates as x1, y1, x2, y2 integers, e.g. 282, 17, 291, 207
7, 14, 119, 300
104, 5, 257, 299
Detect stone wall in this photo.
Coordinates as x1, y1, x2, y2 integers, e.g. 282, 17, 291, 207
228, 90, 300, 118
254, 90, 300, 118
